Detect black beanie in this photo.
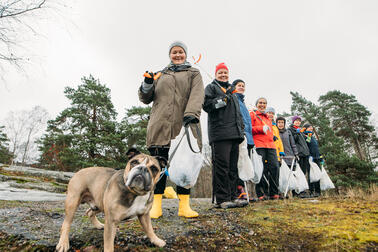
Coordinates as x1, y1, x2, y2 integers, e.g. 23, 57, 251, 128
303, 123, 312, 130
232, 79, 245, 86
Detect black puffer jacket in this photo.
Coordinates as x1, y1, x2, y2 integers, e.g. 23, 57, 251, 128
203, 80, 244, 144
288, 125, 310, 157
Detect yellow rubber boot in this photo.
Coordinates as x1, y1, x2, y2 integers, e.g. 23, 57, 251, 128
150, 194, 163, 219
163, 186, 178, 199
178, 194, 198, 218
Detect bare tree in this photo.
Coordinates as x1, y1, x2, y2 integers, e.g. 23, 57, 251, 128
0, 0, 66, 73
4, 106, 49, 164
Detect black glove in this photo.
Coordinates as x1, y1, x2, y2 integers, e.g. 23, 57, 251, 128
183, 116, 199, 127
273, 135, 278, 141
144, 71, 154, 84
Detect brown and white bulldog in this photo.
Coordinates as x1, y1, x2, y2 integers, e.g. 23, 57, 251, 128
56, 153, 166, 252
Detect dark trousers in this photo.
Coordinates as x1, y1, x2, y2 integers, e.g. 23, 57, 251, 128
237, 144, 254, 187
211, 139, 239, 204
255, 148, 279, 197
298, 156, 311, 195
148, 147, 190, 195
310, 159, 321, 194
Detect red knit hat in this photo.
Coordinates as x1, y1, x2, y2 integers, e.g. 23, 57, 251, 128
215, 62, 229, 74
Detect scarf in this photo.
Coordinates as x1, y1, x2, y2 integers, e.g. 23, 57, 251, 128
279, 128, 286, 133
235, 93, 245, 102
164, 61, 192, 72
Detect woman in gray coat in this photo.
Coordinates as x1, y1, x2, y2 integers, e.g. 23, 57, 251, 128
139, 41, 204, 218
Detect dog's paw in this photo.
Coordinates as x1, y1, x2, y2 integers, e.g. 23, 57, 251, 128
94, 223, 104, 230
152, 238, 166, 247
56, 241, 69, 252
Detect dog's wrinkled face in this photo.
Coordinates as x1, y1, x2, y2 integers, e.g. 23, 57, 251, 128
124, 154, 162, 195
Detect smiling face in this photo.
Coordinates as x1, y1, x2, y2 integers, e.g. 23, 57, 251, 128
215, 69, 229, 82
306, 126, 313, 132
235, 82, 245, 94
293, 119, 302, 127
256, 98, 267, 113
169, 46, 186, 65
267, 111, 275, 120
277, 120, 285, 129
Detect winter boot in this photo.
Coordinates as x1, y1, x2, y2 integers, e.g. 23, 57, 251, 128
178, 194, 198, 218
163, 186, 178, 199
150, 194, 163, 219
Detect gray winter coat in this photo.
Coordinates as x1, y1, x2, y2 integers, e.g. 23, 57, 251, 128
279, 128, 298, 166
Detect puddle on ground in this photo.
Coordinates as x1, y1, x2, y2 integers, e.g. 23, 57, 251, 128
0, 182, 66, 201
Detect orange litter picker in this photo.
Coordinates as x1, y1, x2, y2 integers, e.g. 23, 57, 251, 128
143, 71, 162, 80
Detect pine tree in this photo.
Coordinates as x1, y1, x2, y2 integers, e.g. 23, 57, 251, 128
119, 106, 151, 154
38, 75, 124, 171
0, 126, 13, 164
290, 91, 377, 188
319, 90, 377, 161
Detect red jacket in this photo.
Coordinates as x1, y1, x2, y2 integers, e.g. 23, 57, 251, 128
250, 110, 276, 149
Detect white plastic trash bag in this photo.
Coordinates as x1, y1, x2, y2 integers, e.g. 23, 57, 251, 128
309, 160, 323, 183
251, 148, 263, 184
279, 160, 296, 193
320, 168, 335, 190
238, 137, 255, 181
168, 127, 204, 189
293, 164, 309, 193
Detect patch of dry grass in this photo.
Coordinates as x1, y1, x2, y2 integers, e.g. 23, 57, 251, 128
242, 196, 378, 251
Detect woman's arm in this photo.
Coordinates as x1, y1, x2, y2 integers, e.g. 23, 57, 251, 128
288, 131, 299, 155
138, 81, 155, 104
250, 112, 264, 134
184, 71, 204, 119
203, 85, 226, 113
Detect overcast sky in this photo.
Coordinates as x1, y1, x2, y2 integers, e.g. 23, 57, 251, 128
1, 0, 377, 124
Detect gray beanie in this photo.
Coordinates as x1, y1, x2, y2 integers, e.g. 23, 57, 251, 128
265, 107, 275, 114
255, 97, 267, 106
169, 41, 187, 56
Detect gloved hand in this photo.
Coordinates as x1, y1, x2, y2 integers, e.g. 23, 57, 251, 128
296, 128, 301, 133
273, 135, 278, 141
306, 135, 311, 143
263, 125, 270, 134
279, 152, 286, 156
144, 71, 154, 84
183, 116, 199, 127
214, 96, 227, 109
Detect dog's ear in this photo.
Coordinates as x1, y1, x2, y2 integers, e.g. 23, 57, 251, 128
126, 147, 141, 160
155, 156, 168, 169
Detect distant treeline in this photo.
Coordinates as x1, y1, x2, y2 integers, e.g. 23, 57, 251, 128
0, 75, 377, 189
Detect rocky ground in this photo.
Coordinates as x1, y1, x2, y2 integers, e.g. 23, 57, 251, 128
0, 165, 377, 251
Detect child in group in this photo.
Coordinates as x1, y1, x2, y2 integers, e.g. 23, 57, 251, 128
288, 116, 311, 198
276, 117, 299, 167
265, 107, 285, 164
